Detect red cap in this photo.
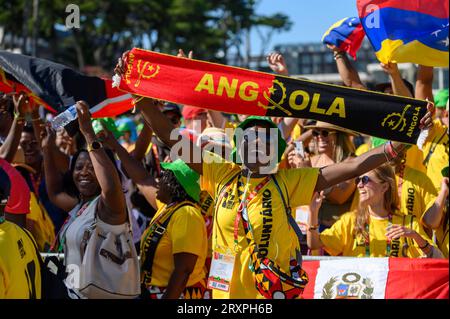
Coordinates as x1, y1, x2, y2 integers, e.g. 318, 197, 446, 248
0, 158, 30, 215
182, 105, 207, 120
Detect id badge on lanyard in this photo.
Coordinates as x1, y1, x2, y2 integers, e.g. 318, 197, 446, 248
207, 248, 236, 292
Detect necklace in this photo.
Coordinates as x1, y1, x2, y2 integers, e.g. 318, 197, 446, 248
364, 214, 393, 257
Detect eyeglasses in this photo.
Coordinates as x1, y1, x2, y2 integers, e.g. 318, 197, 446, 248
312, 130, 335, 138
355, 175, 371, 185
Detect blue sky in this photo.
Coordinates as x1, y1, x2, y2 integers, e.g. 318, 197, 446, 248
250, 0, 358, 54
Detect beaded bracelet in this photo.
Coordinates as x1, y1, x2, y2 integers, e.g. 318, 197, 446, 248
383, 142, 395, 163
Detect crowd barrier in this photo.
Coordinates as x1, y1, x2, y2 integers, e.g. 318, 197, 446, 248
41, 254, 448, 299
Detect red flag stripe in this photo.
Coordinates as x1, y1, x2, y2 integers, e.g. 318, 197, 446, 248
385, 258, 449, 299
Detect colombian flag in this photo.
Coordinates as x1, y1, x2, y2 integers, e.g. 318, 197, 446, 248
357, 0, 449, 67
322, 17, 366, 60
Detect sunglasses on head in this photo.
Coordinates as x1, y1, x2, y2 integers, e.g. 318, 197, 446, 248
312, 129, 335, 138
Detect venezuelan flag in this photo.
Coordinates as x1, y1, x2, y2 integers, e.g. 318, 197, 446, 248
322, 17, 366, 60
358, 0, 449, 67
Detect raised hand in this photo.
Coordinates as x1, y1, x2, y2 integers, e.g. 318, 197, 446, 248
326, 44, 343, 53
114, 51, 130, 77
266, 52, 289, 76
380, 62, 400, 76
40, 123, 56, 150
420, 102, 435, 130
12, 92, 32, 118
309, 191, 325, 216
177, 49, 193, 59
286, 144, 311, 168
75, 101, 95, 138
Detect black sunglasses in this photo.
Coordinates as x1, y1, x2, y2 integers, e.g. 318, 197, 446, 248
312, 129, 335, 138
355, 175, 371, 185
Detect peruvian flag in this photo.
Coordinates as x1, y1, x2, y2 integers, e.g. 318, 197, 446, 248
302, 258, 449, 299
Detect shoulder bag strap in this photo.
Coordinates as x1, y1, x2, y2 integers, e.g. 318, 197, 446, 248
271, 175, 304, 266
140, 202, 195, 285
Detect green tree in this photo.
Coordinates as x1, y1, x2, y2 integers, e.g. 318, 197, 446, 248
0, 0, 292, 71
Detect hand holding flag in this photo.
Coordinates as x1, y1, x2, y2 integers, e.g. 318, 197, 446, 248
322, 17, 365, 60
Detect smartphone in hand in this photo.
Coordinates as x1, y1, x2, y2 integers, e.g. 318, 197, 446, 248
294, 141, 305, 158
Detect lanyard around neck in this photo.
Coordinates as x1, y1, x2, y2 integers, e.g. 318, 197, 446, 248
233, 175, 271, 246
50, 199, 92, 253
397, 163, 406, 204
364, 214, 392, 257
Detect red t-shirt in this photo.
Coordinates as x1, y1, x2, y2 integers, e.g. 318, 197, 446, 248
0, 158, 30, 214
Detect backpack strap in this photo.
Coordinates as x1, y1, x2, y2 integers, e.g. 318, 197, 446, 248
140, 201, 196, 289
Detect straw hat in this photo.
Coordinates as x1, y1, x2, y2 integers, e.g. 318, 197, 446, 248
303, 121, 359, 136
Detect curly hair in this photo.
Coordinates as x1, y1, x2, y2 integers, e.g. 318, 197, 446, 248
159, 170, 195, 204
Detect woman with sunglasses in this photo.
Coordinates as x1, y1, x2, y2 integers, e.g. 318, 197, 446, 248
300, 121, 358, 231
307, 164, 443, 258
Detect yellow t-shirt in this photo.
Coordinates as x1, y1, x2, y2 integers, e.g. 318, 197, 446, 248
199, 190, 214, 259
140, 202, 207, 288
422, 120, 449, 191
27, 192, 55, 252
397, 166, 437, 220
404, 145, 426, 174
0, 221, 42, 299
355, 143, 370, 156
201, 152, 319, 299
320, 212, 435, 258
434, 225, 449, 258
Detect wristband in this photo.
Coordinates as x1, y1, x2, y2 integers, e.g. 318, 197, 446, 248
308, 224, 320, 231
333, 51, 345, 60
419, 242, 430, 250
386, 141, 398, 159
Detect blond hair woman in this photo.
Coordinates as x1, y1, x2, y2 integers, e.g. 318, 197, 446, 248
307, 164, 443, 258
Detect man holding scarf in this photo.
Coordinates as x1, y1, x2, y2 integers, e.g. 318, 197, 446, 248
114, 56, 434, 299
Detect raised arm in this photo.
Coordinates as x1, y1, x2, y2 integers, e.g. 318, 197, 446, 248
415, 65, 434, 101
279, 118, 300, 141
267, 52, 289, 76
76, 101, 126, 225
41, 125, 78, 212
100, 126, 158, 210
328, 45, 366, 89
115, 53, 203, 175
307, 191, 325, 250
315, 103, 434, 191
380, 62, 413, 98
422, 178, 449, 229
130, 120, 153, 162
0, 93, 27, 162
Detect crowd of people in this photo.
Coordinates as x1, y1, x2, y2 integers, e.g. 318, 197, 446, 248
0, 46, 448, 299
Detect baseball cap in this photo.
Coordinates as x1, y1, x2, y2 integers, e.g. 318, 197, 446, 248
182, 105, 207, 120
434, 89, 449, 109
